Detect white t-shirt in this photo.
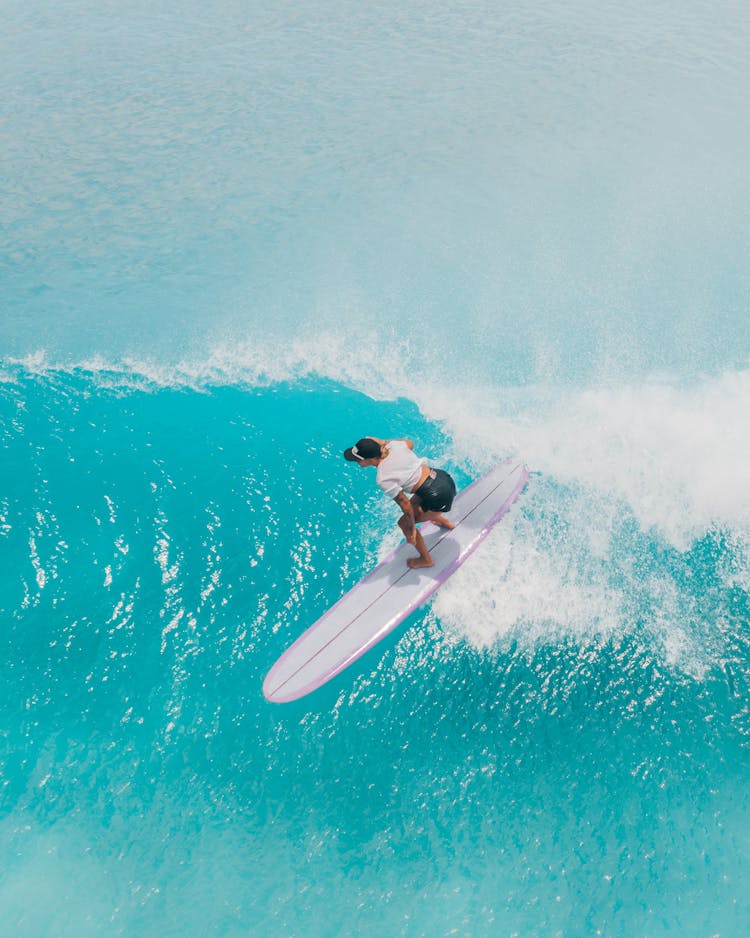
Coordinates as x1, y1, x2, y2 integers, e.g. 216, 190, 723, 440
376, 440, 428, 499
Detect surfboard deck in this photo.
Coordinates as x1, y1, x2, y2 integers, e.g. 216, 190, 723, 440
263, 461, 529, 703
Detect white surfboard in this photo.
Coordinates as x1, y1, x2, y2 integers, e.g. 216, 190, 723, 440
263, 461, 529, 703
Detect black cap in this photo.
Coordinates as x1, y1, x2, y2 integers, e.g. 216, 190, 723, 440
343, 438, 382, 462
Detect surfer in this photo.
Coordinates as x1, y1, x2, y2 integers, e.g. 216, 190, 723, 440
343, 437, 457, 569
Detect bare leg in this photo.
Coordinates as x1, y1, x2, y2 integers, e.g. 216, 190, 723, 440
406, 529, 434, 569
411, 496, 455, 530
398, 513, 434, 569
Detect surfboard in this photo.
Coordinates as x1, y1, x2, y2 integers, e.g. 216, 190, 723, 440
263, 461, 529, 703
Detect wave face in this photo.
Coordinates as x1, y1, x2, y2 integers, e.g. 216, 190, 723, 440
2, 0, 750, 934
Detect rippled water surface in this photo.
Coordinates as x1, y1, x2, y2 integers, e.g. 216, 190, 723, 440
1, 0, 750, 935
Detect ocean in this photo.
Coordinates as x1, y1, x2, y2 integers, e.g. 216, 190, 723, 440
1, 1, 749, 935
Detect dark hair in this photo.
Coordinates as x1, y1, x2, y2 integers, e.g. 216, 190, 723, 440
343, 438, 382, 462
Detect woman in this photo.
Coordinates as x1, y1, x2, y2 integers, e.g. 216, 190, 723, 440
343, 437, 457, 569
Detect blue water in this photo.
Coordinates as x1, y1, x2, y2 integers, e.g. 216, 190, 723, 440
2, 1, 750, 935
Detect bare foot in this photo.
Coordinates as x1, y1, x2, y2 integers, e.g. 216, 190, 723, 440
407, 557, 434, 569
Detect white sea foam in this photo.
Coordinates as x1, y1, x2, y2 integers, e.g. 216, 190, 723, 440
428, 370, 749, 661
433, 505, 624, 649
427, 370, 750, 550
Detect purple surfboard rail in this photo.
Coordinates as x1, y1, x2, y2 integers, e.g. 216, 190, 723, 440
263, 461, 530, 703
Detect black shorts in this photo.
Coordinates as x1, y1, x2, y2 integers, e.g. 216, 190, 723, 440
413, 468, 456, 513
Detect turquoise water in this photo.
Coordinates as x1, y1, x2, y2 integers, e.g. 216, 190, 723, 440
2, 1, 750, 935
